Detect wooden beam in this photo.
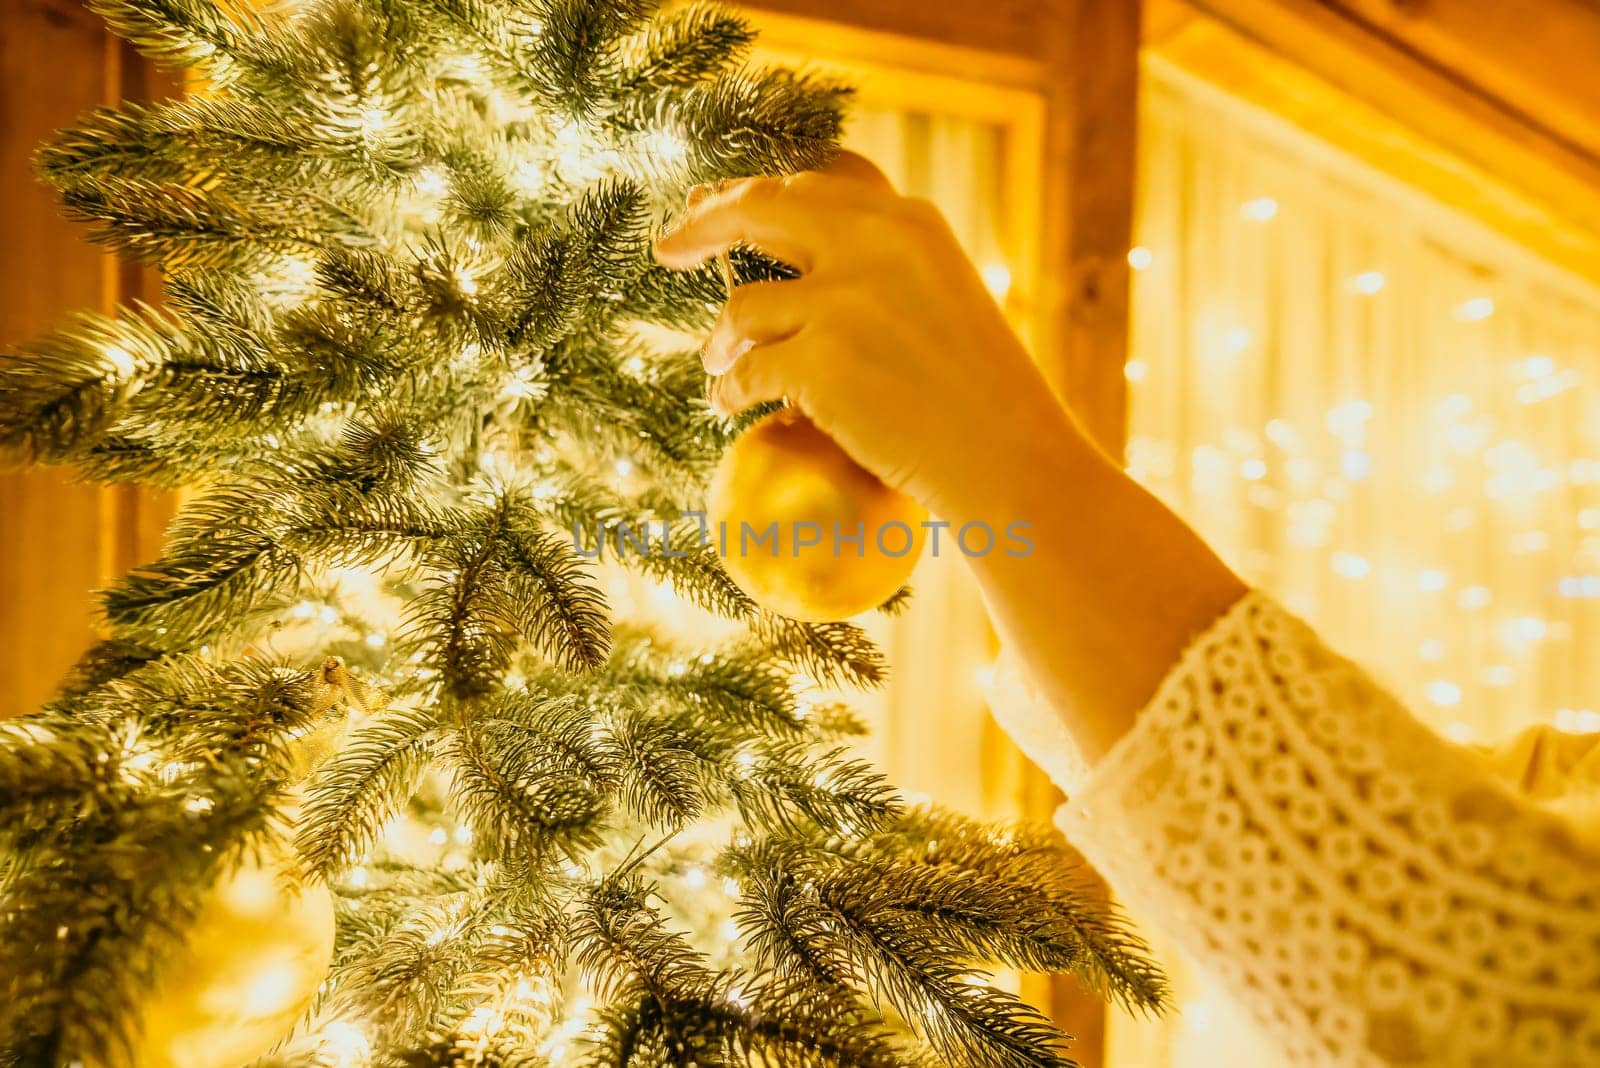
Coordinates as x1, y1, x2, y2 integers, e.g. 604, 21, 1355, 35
1329, 0, 1600, 163
734, 0, 1071, 68
0, 0, 121, 716
0, 3, 174, 716
1034, 1, 1143, 455
1148, 0, 1600, 281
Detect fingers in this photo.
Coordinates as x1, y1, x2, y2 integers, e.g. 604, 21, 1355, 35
654, 168, 898, 272
709, 332, 813, 416
819, 148, 895, 190
655, 177, 819, 271
702, 279, 807, 373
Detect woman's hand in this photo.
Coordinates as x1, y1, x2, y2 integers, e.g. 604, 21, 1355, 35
656, 152, 1245, 764
652, 155, 1074, 524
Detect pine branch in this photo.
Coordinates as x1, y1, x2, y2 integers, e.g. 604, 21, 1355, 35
300, 705, 442, 879
87, 0, 296, 78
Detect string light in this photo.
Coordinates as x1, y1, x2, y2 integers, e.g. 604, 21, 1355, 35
1351, 270, 1386, 295
981, 263, 1012, 299
1239, 196, 1279, 222
642, 126, 688, 167
1127, 246, 1154, 271
102, 343, 137, 377
1426, 680, 1463, 707
319, 1021, 372, 1068
1452, 296, 1495, 322
1330, 551, 1370, 580
357, 106, 388, 136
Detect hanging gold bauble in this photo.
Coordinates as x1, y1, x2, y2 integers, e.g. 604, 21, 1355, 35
709, 409, 926, 622
114, 840, 336, 1068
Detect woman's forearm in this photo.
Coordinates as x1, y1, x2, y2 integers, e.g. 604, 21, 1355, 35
950, 400, 1247, 764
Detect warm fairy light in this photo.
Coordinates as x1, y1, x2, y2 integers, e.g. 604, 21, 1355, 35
503, 365, 543, 401
120, 733, 160, 778
643, 126, 688, 167
413, 166, 449, 199
320, 1021, 372, 1068
1223, 326, 1252, 354
1127, 246, 1154, 271
1340, 450, 1372, 480
1559, 575, 1600, 598
1555, 708, 1600, 733
1330, 552, 1370, 580
1483, 664, 1516, 686
1453, 296, 1496, 322
553, 118, 608, 182
507, 146, 548, 196
1522, 354, 1555, 379
683, 865, 708, 890
1124, 359, 1148, 382
459, 1004, 499, 1037
358, 106, 388, 136
1239, 196, 1279, 222
428, 827, 448, 845
1417, 569, 1448, 592
981, 263, 1012, 299
1426, 680, 1463, 707
1352, 270, 1386, 295
1457, 586, 1492, 609
102, 343, 137, 377
1325, 400, 1373, 441
1419, 639, 1446, 662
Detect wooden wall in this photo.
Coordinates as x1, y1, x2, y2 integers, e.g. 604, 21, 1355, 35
0, 0, 171, 716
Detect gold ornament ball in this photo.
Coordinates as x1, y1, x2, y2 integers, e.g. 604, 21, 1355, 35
709, 409, 926, 622
114, 843, 336, 1068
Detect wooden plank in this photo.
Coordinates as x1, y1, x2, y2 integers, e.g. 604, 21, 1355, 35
1148, 0, 1600, 282
0, 7, 175, 716
736, 0, 1070, 67
1329, 0, 1600, 162
0, 0, 121, 716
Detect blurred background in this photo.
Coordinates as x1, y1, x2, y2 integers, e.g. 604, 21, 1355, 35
6, 0, 1600, 1064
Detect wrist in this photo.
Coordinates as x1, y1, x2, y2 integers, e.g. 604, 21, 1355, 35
931, 387, 1096, 527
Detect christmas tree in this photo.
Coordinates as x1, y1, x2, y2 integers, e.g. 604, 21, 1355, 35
0, 1, 1166, 1065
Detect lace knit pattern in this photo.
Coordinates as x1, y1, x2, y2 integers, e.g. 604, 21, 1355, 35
1052, 593, 1600, 1067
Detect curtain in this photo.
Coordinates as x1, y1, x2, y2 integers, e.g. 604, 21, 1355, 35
836, 107, 1018, 819
1111, 57, 1600, 1065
